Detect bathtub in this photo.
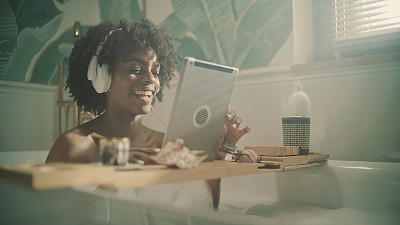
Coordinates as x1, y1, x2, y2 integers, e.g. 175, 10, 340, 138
0, 151, 399, 225
220, 160, 400, 225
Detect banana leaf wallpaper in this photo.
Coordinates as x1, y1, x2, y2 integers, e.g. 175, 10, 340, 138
0, 0, 292, 85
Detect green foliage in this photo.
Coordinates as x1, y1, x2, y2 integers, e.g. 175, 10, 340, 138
0, 0, 18, 77
9, 0, 61, 35
0, 0, 62, 81
30, 26, 89, 85
0, 13, 63, 81
0, 0, 292, 84
99, 0, 142, 23
160, 0, 293, 69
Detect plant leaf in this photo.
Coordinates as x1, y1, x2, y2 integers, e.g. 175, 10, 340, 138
0, 0, 18, 77
171, 0, 237, 65
30, 26, 89, 85
9, 0, 61, 35
99, 0, 142, 23
232, 0, 292, 69
159, 13, 189, 42
167, 0, 293, 69
1, 13, 63, 81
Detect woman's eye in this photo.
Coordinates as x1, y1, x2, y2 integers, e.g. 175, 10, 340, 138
152, 72, 160, 77
128, 69, 141, 74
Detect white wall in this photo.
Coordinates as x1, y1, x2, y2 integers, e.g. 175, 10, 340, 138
238, 61, 400, 162
146, 54, 400, 163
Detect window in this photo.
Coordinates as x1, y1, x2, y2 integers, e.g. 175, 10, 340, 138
332, 0, 400, 57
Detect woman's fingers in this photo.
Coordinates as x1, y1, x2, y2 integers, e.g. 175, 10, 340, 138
239, 125, 251, 136
226, 111, 237, 121
222, 109, 251, 145
226, 111, 239, 128
225, 110, 245, 129
233, 116, 242, 128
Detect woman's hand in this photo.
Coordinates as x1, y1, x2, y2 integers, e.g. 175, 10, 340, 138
215, 110, 251, 160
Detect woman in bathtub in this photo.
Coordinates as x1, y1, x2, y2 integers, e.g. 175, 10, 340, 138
46, 18, 250, 210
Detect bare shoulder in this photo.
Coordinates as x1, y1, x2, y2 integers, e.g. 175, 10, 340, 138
46, 125, 99, 163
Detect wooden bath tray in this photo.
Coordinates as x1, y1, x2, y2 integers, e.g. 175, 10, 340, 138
0, 161, 276, 190
0, 154, 328, 190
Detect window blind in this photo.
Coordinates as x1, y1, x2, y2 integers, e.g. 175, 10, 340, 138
332, 0, 400, 57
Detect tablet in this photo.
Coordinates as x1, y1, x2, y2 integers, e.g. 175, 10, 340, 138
162, 57, 239, 162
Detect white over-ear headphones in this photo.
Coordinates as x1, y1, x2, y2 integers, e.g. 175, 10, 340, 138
87, 28, 122, 93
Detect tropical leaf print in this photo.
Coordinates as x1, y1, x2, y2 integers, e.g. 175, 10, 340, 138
162, 0, 292, 69
0, 0, 18, 77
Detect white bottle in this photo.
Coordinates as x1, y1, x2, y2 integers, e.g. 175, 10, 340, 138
283, 79, 312, 154
287, 79, 311, 118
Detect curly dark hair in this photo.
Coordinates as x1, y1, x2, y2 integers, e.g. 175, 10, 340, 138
66, 18, 180, 115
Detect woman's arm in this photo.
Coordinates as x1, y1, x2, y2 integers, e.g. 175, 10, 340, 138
208, 110, 251, 210
206, 178, 221, 210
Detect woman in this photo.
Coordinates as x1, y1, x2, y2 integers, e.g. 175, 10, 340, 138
46, 18, 250, 209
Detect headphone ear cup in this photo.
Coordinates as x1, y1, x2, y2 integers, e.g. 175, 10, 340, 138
87, 53, 112, 93
94, 64, 112, 93
87, 28, 122, 93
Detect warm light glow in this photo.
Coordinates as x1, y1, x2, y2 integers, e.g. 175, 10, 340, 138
368, 0, 400, 31
334, 0, 400, 36
73, 21, 81, 38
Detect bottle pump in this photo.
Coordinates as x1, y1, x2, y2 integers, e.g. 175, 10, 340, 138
287, 79, 311, 118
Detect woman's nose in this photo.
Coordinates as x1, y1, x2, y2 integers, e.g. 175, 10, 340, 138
142, 70, 157, 83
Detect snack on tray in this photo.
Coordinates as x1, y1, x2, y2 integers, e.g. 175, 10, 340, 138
238, 149, 261, 163
150, 139, 208, 169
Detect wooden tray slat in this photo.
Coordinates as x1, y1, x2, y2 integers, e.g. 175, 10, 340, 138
259, 153, 329, 171
245, 146, 299, 156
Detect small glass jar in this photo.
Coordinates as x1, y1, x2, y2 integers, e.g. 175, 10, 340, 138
99, 137, 130, 165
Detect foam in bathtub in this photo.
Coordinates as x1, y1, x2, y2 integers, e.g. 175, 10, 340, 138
244, 202, 399, 225
114, 179, 214, 212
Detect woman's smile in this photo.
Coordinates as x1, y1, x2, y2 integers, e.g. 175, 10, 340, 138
130, 89, 156, 104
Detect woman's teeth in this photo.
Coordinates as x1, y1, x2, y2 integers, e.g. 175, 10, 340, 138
131, 90, 153, 97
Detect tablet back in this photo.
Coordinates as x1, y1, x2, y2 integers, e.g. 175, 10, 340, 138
162, 57, 239, 162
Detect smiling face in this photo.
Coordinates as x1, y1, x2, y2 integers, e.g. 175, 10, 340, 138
107, 47, 160, 116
